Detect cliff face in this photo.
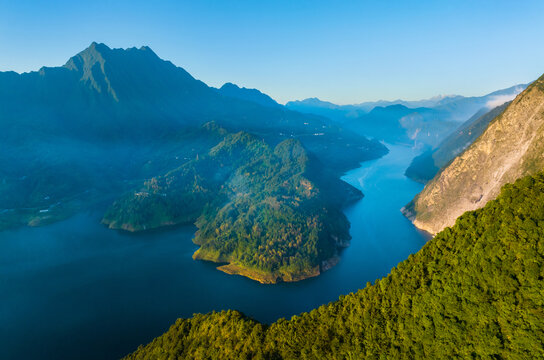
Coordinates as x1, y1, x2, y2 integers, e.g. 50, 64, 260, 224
404, 74, 544, 235
405, 102, 511, 183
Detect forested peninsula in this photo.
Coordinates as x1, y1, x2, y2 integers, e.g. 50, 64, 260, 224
103, 125, 363, 283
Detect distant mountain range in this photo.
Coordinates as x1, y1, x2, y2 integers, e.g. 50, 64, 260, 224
286, 85, 526, 148
345, 104, 456, 147
286, 86, 526, 119
286, 94, 464, 118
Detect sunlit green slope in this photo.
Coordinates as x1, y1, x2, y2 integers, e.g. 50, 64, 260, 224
125, 170, 544, 359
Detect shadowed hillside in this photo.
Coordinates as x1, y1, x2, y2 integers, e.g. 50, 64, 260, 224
0, 43, 386, 231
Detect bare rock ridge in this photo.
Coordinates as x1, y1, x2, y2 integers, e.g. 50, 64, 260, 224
404, 74, 544, 235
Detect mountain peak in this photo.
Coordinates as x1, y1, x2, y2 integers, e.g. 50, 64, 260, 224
63, 42, 116, 99
217, 82, 280, 108
61, 43, 185, 102
220, 82, 241, 91
65, 42, 160, 71
64, 42, 111, 70
82, 42, 111, 57
288, 97, 340, 109
139, 45, 154, 53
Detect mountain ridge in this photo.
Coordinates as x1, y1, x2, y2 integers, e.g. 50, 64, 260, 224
286, 85, 525, 115
404, 74, 544, 234
287, 85, 526, 148
0, 42, 387, 232
405, 102, 511, 183
217, 82, 281, 108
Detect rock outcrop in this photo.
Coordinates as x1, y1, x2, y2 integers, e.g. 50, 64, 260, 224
404, 74, 544, 234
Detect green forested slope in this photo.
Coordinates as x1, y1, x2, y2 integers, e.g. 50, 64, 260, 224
104, 128, 360, 283
125, 170, 544, 359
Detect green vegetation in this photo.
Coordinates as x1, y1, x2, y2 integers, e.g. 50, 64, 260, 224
104, 129, 360, 283
125, 170, 544, 359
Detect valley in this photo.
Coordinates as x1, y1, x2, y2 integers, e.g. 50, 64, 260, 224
3, 2, 544, 359
0, 41, 542, 360
0, 43, 388, 283
0, 144, 427, 360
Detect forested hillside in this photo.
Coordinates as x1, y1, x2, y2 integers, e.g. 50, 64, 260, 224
125, 170, 544, 359
104, 126, 361, 283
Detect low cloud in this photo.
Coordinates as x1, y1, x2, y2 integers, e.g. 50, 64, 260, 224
485, 86, 525, 109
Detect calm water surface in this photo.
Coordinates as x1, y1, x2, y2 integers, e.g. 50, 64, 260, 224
0, 144, 428, 360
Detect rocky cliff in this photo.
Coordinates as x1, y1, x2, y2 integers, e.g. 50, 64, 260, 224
404, 74, 544, 234
405, 102, 511, 183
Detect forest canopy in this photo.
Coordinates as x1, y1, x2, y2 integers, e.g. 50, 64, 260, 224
125, 170, 544, 359
103, 127, 362, 283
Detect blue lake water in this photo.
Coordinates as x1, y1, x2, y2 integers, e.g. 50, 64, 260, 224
0, 144, 429, 360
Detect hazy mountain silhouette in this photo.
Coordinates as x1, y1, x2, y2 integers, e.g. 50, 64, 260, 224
286, 86, 525, 118
286, 85, 527, 145
217, 82, 281, 108
343, 104, 456, 147
0, 42, 339, 142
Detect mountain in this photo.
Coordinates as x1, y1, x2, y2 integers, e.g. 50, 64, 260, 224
0, 42, 330, 140
403, 74, 544, 234
216, 82, 281, 108
103, 126, 361, 283
0, 42, 216, 140
285, 98, 365, 122
286, 85, 526, 148
124, 170, 544, 359
0, 43, 386, 162
0, 43, 387, 231
432, 84, 527, 122
285, 95, 465, 117
345, 104, 458, 147
286, 86, 525, 121
405, 102, 511, 183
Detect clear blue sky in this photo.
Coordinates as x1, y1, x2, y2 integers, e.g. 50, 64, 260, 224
1, 0, 543, 104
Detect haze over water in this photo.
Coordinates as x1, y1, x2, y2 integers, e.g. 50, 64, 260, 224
0, 144, 427, 360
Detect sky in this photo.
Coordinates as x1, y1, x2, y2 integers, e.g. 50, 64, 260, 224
0, 0, 543, 104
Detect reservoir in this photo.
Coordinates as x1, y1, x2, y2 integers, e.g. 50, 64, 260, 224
0, 144, 428, 360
